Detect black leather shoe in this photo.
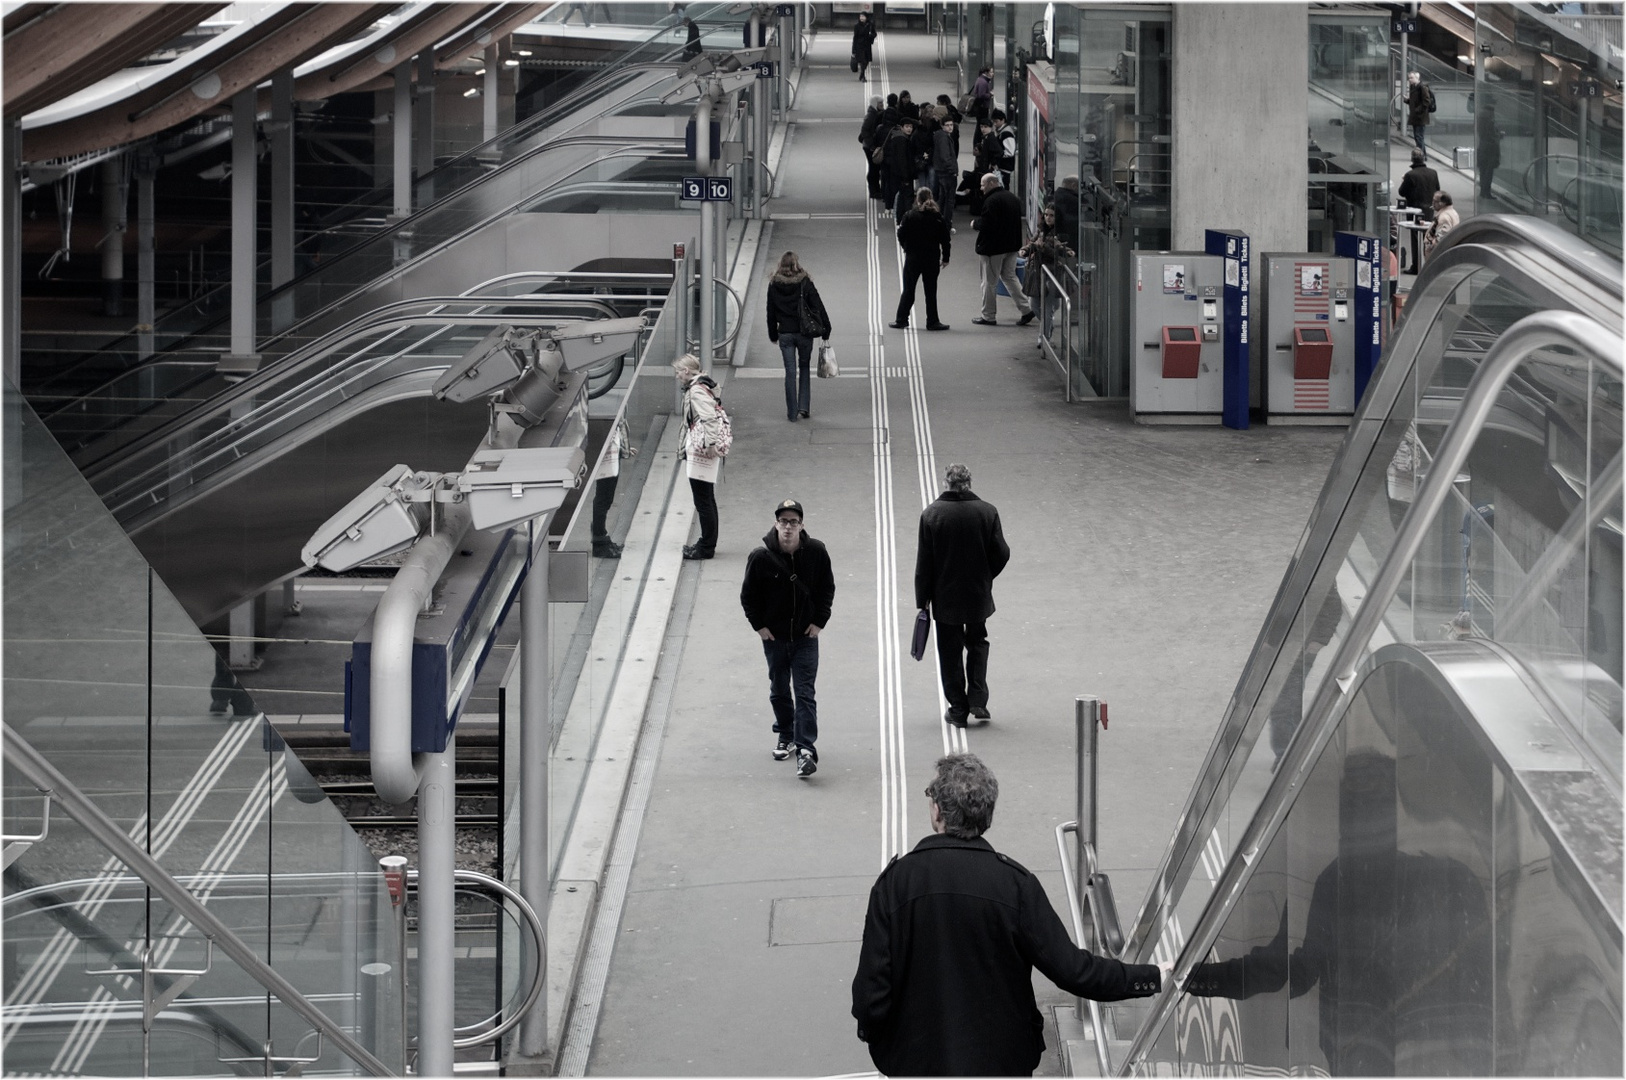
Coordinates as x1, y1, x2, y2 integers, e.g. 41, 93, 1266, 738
592, 541, 623, 558
926, 322, 950, 331
799, 410, 810, 419
944, 708, 969, 729
971, 317, 997, 326
970, 705, 991, 720
1018, 311, 1037, 326
682, 545, 714, 560
889, 321, 909, 329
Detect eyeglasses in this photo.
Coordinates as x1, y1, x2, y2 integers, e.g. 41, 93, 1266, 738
776, 518, 803, 528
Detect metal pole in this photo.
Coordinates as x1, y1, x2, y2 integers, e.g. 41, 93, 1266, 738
1073, 695, 1098, 952
2, 724, 396, 1077
379, 855, 410, 1069
515, 518, 552, 1060
2, 118, 18, 392
697, 93, 715, 372
393, 62, 412, 217
229, 89, 256, 362
136, 154, 155, 359
780, 12, 793, 110
270, 69, 295, 333
484, 43, 500, 144
99, 156, 125, 317
416, 737, 456, 1078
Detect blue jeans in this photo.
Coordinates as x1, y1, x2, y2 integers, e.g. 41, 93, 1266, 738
763, 636, 819, 757
779, 332, 813, 418
1412, 124, 1427, 154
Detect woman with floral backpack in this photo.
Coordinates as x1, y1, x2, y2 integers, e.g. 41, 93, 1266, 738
674, 353, 731, 560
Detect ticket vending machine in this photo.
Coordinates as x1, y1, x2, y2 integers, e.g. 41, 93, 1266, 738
1130, 252, 1226, 423
1261, 251, 1357, 424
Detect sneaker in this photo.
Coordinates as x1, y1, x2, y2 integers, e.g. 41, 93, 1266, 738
971, 317, 997, 326
592, 540, 623, 558
1018, 311, 1037, 326
682, 545, 714, 560
796, 749, 817, 777
926, 322, 950, 331
773, 737, 793, 760
970, 705, 991, 720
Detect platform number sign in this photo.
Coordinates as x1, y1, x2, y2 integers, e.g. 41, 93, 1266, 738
1569, 80, 1604, 98
1392, 16, 1419, 34
753, 60, 777, 78
681, 176, 734, 203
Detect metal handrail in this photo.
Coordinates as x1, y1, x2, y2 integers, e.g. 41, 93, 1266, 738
1, 721, 396, 1077
400, 870, 546, 1050
1121, 214, 1622, 965
1054, 822, 1112, 1077
1038, 265, 1072, 399
1115, 310, 1624, 1074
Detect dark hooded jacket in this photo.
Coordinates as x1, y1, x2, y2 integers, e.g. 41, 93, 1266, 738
740, 528, 834, 640
883, 124, 921, 186
914, 489, 1009, 622
764, 267, 830, 342
852, 833, 1162, 1077
896, 207, 951, 265
973, 186, 1024, 257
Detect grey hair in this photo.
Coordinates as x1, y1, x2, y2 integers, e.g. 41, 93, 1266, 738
871, 95, 883, 109
672, 353, 702, 382
926, 753, 998, 838
945, 463, 972, 491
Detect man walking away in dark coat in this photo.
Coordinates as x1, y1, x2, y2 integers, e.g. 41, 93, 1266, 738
891, 187, 951, 331
1396, 148, 1440, 221
915, 464, 1009, 726
853, 753, 1165, 1076
971, 174, 1034, 326
1406, 71, 1434, 155
859, 96, 885, 199
741, 499, 835, 778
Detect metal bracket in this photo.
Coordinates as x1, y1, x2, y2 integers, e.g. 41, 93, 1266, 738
2, 792, 51, 869
86, 940, 214, 1030
218, 1032, 324, 1076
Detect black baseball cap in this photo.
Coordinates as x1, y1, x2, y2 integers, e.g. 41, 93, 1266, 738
774, 499, 804, 520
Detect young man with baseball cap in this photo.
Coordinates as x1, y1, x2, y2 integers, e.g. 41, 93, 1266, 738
740, 499, 836, 777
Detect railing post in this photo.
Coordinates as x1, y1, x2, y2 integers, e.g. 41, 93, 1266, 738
1074, 695, 1100, 951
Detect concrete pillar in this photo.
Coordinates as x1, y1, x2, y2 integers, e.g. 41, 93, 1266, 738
393, 62, 412, 217
228, 88, 258, 366
484, 43, 500, 144
415, 49, 435, 201
99, 157, 126, 317
1170, 6, 1307, 272
3, 119, 20, 392
514, 521, 551, 1061
269, 69, 295, 333
136, 153, 155, 359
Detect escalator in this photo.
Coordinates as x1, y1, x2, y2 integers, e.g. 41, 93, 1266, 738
1074, 215, 1622, 1074
26, 4, 755, 462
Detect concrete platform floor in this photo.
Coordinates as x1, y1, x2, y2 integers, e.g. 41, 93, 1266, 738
578, 29, 1344, 1078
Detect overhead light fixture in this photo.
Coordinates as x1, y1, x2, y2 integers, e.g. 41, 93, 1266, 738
1543, 78, 1555, 85
464, 87, 481, 98
517, 49, 533, 56
474, 67, 486, 76
504, 58, 521, 67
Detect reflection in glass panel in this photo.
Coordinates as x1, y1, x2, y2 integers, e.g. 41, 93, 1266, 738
1308, 13, 1390, 251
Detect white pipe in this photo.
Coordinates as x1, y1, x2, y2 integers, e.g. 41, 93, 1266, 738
369, 498, 471, 805
698, 92, 714, 371
515, 519, 551, 1059
416, 738, 456, 1077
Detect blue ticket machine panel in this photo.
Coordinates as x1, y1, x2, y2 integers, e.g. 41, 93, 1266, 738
1131, 252, 1225, 423
1261, 252, 1356, 424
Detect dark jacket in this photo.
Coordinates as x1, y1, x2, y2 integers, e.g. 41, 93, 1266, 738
883, 125, 920, 184
852, 833, 1162, 1077
983, 123, 1016, 174
973, 187, 1024, 257
740, 529, 834, 640
896, 207, 951, 265
764, 268, 830, 342
1406, 80, 1434, 128
851, 18, 876, 63
914, 490, 1009, 622
1051, 183, 1081, 242
931, 128, 957, 180
1397, 163, 1440, 220
682, 19, 702, 59
859, 105, 883, 151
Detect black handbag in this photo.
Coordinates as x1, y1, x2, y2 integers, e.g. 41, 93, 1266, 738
797, 282, 827, 338
850, 54, 859, 73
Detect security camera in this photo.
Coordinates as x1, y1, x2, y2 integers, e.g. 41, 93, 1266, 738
301, 464, 436, 572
